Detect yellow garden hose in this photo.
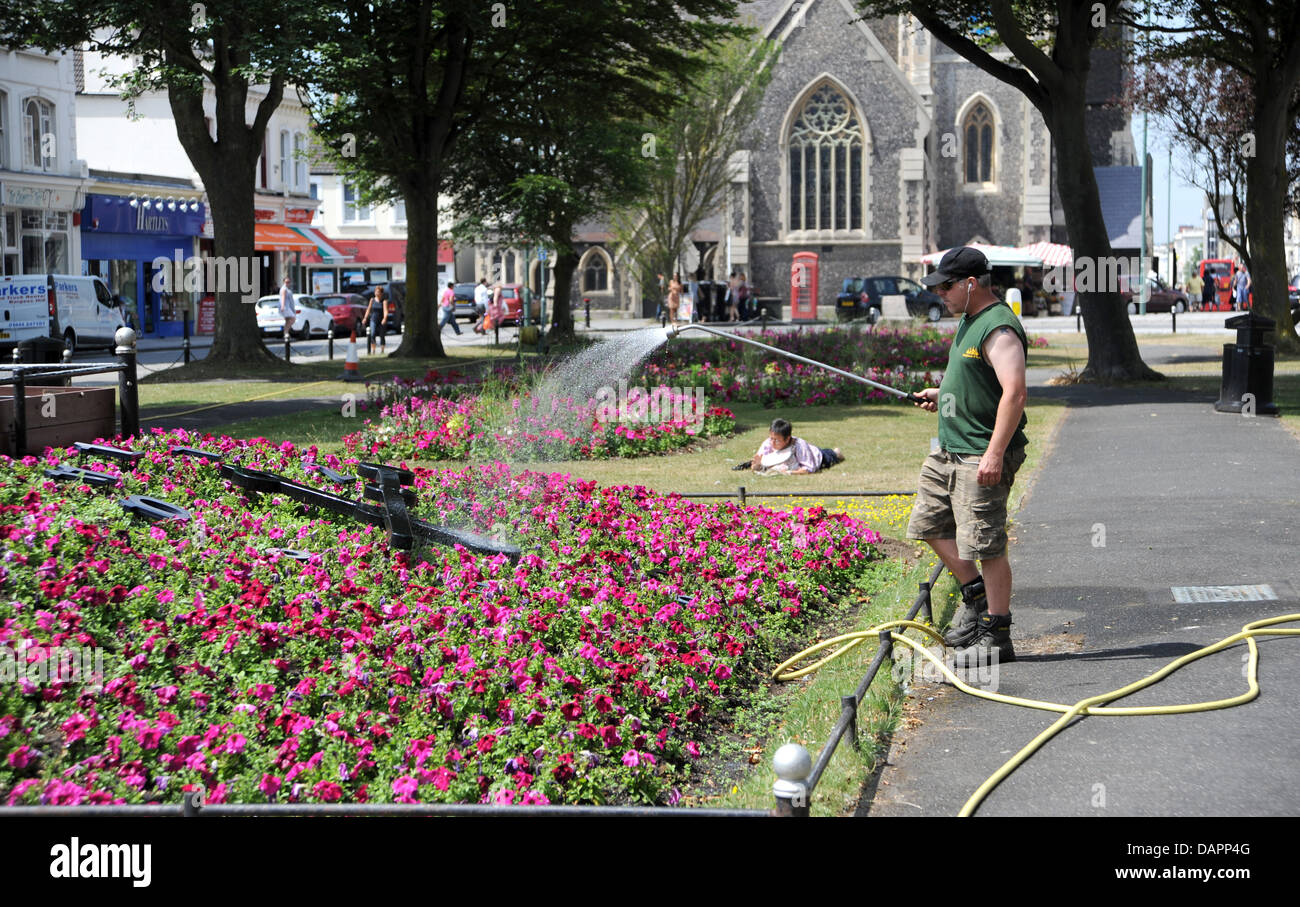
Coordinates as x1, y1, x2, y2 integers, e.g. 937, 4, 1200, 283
772, 614, 1300, 817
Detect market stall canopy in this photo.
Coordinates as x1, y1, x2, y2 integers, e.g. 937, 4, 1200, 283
919, 242, 1074, 269
919, 243, 1044, 268
1018, 241, 1074, 268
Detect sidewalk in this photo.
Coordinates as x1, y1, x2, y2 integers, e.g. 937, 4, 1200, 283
860, 376, 1300, 817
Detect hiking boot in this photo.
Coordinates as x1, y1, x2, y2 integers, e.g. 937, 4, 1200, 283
953, 612, 1015, 667
942, 578, 987, 648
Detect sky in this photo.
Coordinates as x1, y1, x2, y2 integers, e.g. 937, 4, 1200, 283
1128, 11, 1212, 244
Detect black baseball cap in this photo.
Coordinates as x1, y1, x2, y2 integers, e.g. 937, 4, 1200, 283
921, 246, 991, 287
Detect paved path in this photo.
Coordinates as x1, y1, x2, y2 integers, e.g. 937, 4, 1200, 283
861, 379, 1300, 817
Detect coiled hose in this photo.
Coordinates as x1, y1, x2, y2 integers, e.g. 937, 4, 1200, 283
772, 614, 1300, 816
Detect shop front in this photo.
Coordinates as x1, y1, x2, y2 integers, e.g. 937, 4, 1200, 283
80, 194, 205, 337
301, 239, 454, 294
253, 205, 317, 297
1, 179, 84, 277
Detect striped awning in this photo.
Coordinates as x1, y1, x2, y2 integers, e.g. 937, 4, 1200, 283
919, 242, 1075, 269
290, 225, 351, 263
1019, 241, 1074, 268
254, 223, 316, 252
920, 244, 1042, 267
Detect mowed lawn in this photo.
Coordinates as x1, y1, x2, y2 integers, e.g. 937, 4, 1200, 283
202, 397, 1069, 540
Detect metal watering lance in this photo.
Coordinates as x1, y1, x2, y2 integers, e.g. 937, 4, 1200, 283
662, 322, 928, 404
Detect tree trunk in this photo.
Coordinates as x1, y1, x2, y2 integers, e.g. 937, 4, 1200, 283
392, 185, 446, 358
165, 53, 280, 367
204, 182, 276, 363
547, 230, 579, 341
1245, 75, 1299, 351
1048, 91, 1161, 381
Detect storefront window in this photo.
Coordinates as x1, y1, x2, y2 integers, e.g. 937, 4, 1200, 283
19, 209, 69, 273
110, 259, 139, 325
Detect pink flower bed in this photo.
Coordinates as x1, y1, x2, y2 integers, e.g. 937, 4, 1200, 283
0, 431, 880, 806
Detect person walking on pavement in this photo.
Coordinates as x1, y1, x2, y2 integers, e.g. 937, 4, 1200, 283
473, 278, 491, 334
278, 276, 296, 342
1201, 270, 1216, 312
667, 273, 683, 325
363, 286, 388, 354
438, 281, 461, 335
1232, 262, 1251, 311
907, 246, 1029, 667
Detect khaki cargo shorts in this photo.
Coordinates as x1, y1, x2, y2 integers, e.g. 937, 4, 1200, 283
905, 447, 1027, 561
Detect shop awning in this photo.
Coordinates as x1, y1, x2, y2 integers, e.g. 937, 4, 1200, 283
254, 223, 316, 252
290, 225, 350, 263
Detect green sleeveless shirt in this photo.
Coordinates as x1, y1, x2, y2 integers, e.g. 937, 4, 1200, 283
937, 301, 1028, 456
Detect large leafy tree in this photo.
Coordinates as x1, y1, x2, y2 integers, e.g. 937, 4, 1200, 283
1129, 0, 1300, 348
306, 0, 741, 358
1127, 60, 1300, 309
445, 107, 651, 343
613, 38, 778, 317
856, 1, 1158, 380
1, 1, 325, 366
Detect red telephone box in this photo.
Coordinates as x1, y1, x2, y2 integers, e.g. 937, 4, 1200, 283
790, 252, 818, 320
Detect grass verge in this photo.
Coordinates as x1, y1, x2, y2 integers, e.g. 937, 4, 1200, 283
689, 555, 958, 816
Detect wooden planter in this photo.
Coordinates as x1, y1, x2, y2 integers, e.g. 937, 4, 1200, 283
0, 385, 117, 457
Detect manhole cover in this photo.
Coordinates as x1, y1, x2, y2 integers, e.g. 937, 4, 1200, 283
1170, 584, 1278, 603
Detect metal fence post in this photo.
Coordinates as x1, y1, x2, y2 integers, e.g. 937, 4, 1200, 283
842, 695, 859, 751
328, 324, 335, 360
1171, 307, 1177, 334
772, 743, 811, 817
115, 327, 139, 442
284, 333, 291, 361
183, 309, 192, 365
738, 485, 747, 506
12, 373, 27, 456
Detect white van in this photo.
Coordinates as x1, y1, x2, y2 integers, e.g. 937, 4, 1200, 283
0, 274, 127, 354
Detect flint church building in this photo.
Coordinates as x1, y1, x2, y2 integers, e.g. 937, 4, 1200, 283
469, 1, 1136, 315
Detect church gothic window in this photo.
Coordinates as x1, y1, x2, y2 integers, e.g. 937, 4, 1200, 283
787, 82, 863, 233
582, 249, 609, 292
963, 102, 994, 185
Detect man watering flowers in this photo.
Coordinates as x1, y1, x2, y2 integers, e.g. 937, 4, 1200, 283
907, 246, 1028, 667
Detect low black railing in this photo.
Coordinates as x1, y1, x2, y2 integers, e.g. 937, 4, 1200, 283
2, 331, 140, 456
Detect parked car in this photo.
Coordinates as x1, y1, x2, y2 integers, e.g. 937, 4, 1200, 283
452, 282, 480, 323
496, 284, 541, 326
1120, 274, 1191, 314
315, 293, 368, 334
255, 293, 335, 339
838, 276, 948, 322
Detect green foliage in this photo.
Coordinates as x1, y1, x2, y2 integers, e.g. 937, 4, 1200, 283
612, 35, 778, 286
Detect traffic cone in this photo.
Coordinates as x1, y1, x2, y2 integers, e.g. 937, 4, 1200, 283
343, 328, 360, 381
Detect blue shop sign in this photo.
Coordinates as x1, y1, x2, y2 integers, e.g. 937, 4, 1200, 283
83, 194, 205, 236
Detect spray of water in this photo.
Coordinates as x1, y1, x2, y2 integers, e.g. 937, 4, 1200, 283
503, 328, 673, 462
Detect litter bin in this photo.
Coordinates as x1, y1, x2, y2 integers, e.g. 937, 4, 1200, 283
17, 337, 71, 387
1215, 312, 1278, 414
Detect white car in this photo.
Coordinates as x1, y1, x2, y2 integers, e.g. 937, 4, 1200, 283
256, 293, 334, 340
